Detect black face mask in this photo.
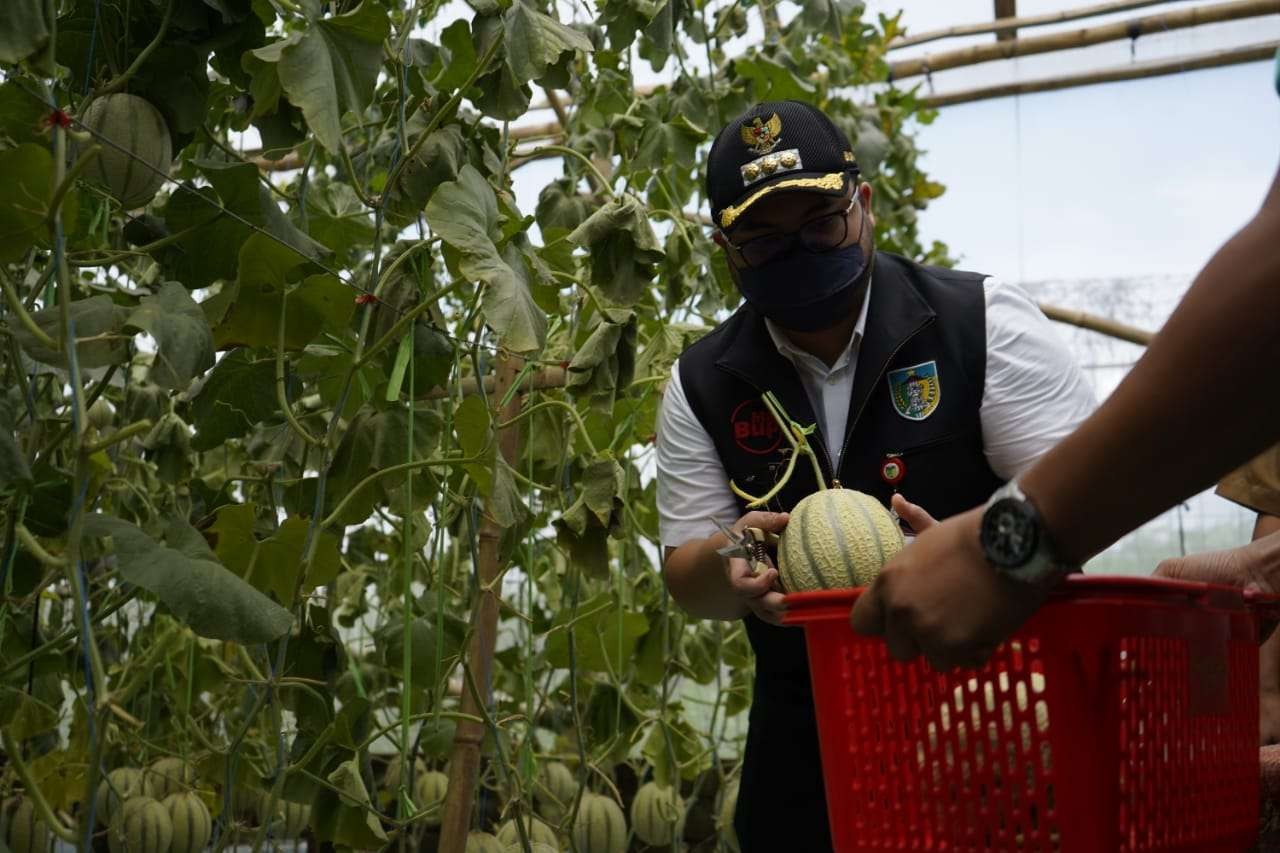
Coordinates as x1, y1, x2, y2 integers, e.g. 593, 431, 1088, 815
734, 218, 873, 333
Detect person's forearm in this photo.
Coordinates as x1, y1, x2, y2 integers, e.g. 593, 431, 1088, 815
662, 536, 749, 620
1021, 172, 1280, 565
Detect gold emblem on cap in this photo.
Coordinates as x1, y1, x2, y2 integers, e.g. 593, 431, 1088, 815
780, 151, 798, 168
761, 156, 779, 175
843, 150, 855, 163
742, 163, 761, 181
740, 113, 783, 155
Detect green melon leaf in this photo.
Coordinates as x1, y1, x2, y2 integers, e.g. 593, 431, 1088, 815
0, 0, 52, 65
0, 143, 78, 264
189, 349, 279, 450
251, 0, 390, 153
431, 19, 477, 91
503, 0, 593, 84
545, 593, 647, 673
0, 687, 59, 739
209, 504, 342, 608
83, 514, 293, 644
126, 282, 215, 390
14, 296, 129, 369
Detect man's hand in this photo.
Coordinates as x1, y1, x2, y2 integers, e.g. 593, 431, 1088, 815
891, 493, 938, 537
724, 511, 791, 627
849, 506, 1056, 671
1154, 533, 1280, 594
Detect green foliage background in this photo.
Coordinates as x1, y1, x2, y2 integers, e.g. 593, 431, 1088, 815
0, 0, 951, 849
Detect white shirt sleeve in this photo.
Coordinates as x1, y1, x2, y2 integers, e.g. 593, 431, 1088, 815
980, 277, 1098, 480
655, 358, 743, 550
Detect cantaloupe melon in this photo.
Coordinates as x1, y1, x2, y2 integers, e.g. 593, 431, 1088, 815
413, 770, 448, 826
2, 797, 50, 853
630, 782, 682, 847
96, 767, 146, 828
777, 488, 904, 592
80, 93, 172, 210
496, 814, 558, 848
144, 758, 196, 800
163, 792, 211, 853
107, 796, 173, 853
570, 793, 626, 853
534, 761, 576, 824
256, 792, 310, 839
465, 830, 504, 853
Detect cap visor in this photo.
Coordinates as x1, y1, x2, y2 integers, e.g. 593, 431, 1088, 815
718, 171, 850, 230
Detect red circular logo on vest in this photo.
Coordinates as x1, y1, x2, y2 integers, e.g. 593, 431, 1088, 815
731, 399, 783, 455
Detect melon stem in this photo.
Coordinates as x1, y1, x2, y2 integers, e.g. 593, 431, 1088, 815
728, 391, 828, 507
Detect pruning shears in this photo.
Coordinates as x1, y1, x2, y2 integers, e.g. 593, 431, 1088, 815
708, 517, 780, 572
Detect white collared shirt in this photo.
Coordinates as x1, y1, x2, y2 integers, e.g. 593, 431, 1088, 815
655, 277, 1098, 549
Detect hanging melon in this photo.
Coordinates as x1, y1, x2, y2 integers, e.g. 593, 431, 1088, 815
96, 767, 146, 828
2, 797, 50, 853
570, 793, 626, 853
79, 93, 172, 209
254, 792, 310, 839
163, 792, 211, 853
107, 796, 174, 853
777, 488, 904, 592
496, 814, 558, 848
630, 782, 683, 847
465, 831, 504, 853
412, 770, 449, 826
535, 761, 577, 824
144, 758, 196, 800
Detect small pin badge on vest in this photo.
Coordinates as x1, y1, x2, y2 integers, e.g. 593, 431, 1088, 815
880, 454, 906, 486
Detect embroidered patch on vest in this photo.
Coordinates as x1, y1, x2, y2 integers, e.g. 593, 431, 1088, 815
730, 398, 784, 455
887, 360, 941, 421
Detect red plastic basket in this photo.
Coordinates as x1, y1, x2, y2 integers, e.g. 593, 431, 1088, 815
782, 576, 1280, 852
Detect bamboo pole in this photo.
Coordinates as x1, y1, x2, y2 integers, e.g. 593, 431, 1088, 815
1037, 303, 1154, 345
920, 40, 1277, 107
889, 0, 1188, 50
888, 0, 1280, 80
437, 351, 525, 853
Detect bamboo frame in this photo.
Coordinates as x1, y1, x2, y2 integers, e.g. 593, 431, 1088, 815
889, 0, 1189, 50
437, 351, 525, 853
919, 40, 1277, 107
1037, 303, 1154, 345
888, 0, 1280, 80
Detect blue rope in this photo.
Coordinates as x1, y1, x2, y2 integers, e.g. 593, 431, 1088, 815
82, 0, 104, 96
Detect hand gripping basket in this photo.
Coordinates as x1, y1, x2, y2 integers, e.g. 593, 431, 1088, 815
782, 576, 1280, 852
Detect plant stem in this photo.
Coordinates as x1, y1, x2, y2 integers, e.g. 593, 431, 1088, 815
45, 146, 100, 229
497, 399, 597, 457
82, 419, 152, 454
1, 271, 55, 348
90, 0, 174, 99
1, 731, 79, 842
276, 289, 322, 446
15, 523, 67, 567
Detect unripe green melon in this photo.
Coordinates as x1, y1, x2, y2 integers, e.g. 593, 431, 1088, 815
108, 796, 174, 853
465, 831, 504, 853
2, 797, 50, 853
277, 799, 311, 839
571, 793, 625, 853
496, 814, 557, 848
778, 488, 904, 592
413, 771, 448, 827
534, 762, 577, 825
717, 778, 740, 853
630, 782, 682, 847
80, 93, 172, 210
163, 792, 210, 853
145, 758, 196, 800
96, 767, 146, 828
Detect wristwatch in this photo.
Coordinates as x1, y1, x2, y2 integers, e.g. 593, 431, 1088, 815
979, 480, 1074, 586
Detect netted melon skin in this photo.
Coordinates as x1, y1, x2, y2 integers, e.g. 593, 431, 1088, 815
631, 782, 683, 846
80, 93, 172, 209
571, 793, 626, 853
778, 488, 904, 592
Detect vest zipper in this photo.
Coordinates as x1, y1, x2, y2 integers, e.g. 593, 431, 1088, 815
831, 317, 936, 482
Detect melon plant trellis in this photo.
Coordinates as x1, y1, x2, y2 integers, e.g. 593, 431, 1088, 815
0, 0, 950, 851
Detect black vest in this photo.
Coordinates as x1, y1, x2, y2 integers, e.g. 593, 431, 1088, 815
677, 251, 1005, 851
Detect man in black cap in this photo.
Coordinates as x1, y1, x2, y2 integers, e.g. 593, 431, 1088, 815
654, 100, 1097, 849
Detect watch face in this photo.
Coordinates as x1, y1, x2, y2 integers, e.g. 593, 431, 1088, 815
981, 498, 1040, 568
